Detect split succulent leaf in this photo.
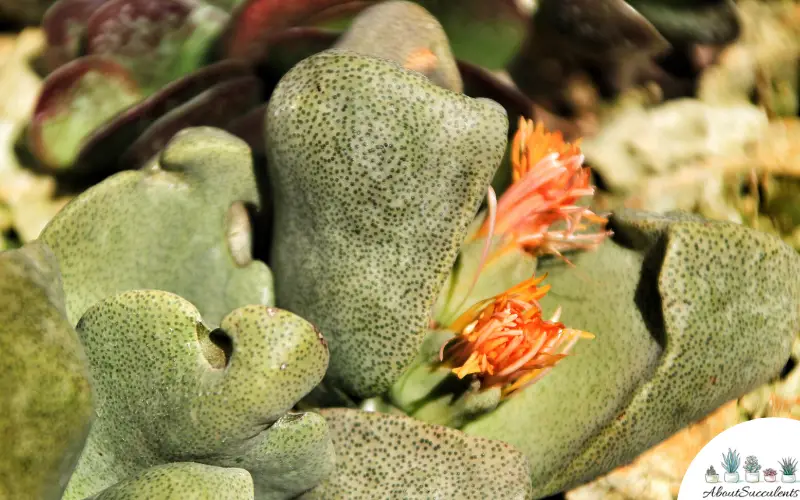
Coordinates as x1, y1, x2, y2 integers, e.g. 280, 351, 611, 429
64, 291, 332, 499
39, 127, 273, 325
463, 210, 800, 497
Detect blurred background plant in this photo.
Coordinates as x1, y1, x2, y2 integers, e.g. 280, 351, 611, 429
1, 0, 799, 498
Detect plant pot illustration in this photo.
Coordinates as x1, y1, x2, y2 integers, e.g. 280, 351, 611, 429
780, 458, 798, 483
766, 476, 777, 483
746, 472, 759, 483
706, 474, 720, 483
722, 449, 741, 483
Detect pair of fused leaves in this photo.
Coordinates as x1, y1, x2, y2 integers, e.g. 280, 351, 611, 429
34, 128, 332, 499
266, 48, 509, 398
8, 122, 532, 497
447, 210, 800, 497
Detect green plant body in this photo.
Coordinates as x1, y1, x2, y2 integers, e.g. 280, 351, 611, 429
744, 456, 761, 474
722, 449, 742, 474
780, 458, 798, 475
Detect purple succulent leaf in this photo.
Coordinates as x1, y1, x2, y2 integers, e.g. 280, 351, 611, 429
221, 0, 370, 61
118, 76, 263, 169
70, 59, 254, 175
28, 55, 142, 171
85, 0, 229, 93
42, 0, 111, 72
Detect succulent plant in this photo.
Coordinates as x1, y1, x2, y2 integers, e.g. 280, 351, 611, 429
765, 468, 778, 478
707, 465, 717, 476
780, 457, 798, 475
744, 455, 761, 474
7, 1, 800, 498
722, 449, 741, 474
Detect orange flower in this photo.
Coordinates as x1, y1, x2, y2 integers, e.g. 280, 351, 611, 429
476, 119, 611, 261
439, 274, 593, 397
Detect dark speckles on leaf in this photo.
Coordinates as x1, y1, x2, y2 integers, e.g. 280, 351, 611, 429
300, 408, 531, 499
63, 292, 333, 499
89, 463, 254, 499
0, 242, 93, 499
265, 50, 508, 398
463, 209, 800, 497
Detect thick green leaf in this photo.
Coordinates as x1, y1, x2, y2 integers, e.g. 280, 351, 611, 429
0, 242, 93, 499
29, 56, 142, 171
334, 1, 462, 92
88, 463, 254, 500
64, 291, 333, 499
462, 210, 800, 497
39, 127, 273, 325
300, 408, 532, 499
266, 49, 508, 398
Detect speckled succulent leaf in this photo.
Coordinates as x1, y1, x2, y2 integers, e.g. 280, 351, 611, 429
299, 408, 532, 499
388, 329, 455, 413
434, 229, 537, 327
39, 127, 273, 325
119, 75, 262, 169
210, 412, 335, 499
221, 0, 361, 61
65, 291, 332, 499
87, 463, 255, 500
72, 60, 254, 175
462, 210, 800, 497
28, 56, 141, 171
0, 242, 93, 500
42, 0, 110, 71
266, 49, 508, 397
533, 0, 669, 59
334, 1, 462, 92
85, 0, 229, 93
415, 0, 528, 70
626, 0, 741, 44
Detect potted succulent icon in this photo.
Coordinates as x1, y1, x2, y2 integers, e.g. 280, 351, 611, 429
744, 455, 761, 482
706, 465, 720, 483
765, 468, 778, 483
722, 449, 742, 483
780, 457, 798, 483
